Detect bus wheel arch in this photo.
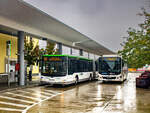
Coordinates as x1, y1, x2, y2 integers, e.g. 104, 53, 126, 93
89, 74, 92, 81
75, 76, 79, 85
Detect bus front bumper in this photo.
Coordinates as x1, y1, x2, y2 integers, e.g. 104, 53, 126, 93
40, 80, 74, 85
98, 75, 123, 82
40, 77, 74, 85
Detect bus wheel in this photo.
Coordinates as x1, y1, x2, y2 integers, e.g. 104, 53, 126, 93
89, 75, 92, 81
102, 81, 106, 83
75, 76, 78, 85
62, 84, 65, 87
39, 81, 44, 86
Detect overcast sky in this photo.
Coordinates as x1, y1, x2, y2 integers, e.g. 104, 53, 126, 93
24, 0, 148, 53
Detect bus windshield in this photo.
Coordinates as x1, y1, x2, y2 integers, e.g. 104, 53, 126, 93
99, 57, 121, 75
42, 56, 67, 77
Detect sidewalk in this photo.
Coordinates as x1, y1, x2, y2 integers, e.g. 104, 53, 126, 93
0, 76, 40, 92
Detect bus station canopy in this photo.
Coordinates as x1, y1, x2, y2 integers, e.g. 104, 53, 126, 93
0, 0, 114, 55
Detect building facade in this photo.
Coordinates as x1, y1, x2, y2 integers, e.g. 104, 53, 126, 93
0, 33, 39, 74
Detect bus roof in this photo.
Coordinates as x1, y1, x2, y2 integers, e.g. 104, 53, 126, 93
43, 54, 93, 61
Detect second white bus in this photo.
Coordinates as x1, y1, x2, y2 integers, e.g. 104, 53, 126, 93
97, 55, 128, 82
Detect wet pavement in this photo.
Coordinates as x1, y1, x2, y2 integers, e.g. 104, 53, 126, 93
0, 73, 150, 113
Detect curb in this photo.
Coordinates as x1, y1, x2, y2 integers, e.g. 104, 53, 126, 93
0, 82, 40, 93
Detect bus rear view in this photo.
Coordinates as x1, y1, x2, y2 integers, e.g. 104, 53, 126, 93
97, 55, 127, 82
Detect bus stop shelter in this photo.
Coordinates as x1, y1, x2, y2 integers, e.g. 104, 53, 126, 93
0, 0, 114, 86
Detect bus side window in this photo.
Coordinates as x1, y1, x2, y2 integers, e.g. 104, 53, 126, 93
85, 60, 88, 72
78, 60, 83, 72
68, 59, 72, 75
73, 60, 77, 73
89, 61, 93, 72
97, 61, 98, 71
68, 58, 77, 75
122, 60, 124, 67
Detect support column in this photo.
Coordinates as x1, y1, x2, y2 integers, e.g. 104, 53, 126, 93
18, 31, 25, 86
93, 54, 96, 79
57, 43, 62, 54
93, 54, 96, 71
88, 52, 90, 59
70, 48, 72, 55
79, 49, 83, 56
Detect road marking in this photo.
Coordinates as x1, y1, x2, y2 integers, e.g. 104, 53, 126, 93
25, 88, 43, 92
0, 107, 23, 112
5, 92, 41, 101
41, 91, 54, 96
22, 92, 62, 113
17, 90, 49, 98
0, 88, 64, 113
101, 80, 129, 113
0, 95, 34, 104
22, 88, 75, 113
22, 89, 54, 97
0, 101, 29, 108
44, 89, 61, 94
27, 88, 60, 94
26, 88, 59, 96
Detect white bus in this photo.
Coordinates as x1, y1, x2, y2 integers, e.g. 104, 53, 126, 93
97, 55, 128, 82
40, 55, 94, 86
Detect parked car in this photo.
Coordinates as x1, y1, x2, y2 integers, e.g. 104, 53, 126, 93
136, 71, 150, 88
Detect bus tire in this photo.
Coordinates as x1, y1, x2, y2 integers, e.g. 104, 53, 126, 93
62, 84, 65, 87
102, 81, 106, 83
39, 81, 44, 86
89, 74, 92, 81
75, 76, 79, 85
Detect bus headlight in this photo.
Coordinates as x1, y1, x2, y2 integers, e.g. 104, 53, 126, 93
117, 76, 122, 79
40, 76, 44, 80
62, 78, 67, 82
99, 76, 103, 80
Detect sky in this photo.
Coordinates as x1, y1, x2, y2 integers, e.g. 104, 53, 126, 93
24, 0, 148, 53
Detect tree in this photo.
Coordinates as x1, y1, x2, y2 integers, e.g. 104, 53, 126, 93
24, 37, 39, 66
45, 41, 58, 55
24, 38, 58, 81
118, 9, 150, 68
24, 37, 39, 81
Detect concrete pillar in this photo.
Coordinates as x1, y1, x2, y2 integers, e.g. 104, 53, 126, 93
70, 48, 72, 55
88, 52, 90, 59
93, 55, 96, 71
57, 43, 62, 54
18, 31, 25, 86
93, 54, 96, 78
79, 49, 83, 56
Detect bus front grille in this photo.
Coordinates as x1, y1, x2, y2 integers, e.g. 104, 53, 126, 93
103, 77, 116, 79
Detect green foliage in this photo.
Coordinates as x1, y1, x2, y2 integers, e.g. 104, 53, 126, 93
24, 37, 39, 67
45, 41, 58, 55
118, 9, 150, 68
24, 38, 58, 67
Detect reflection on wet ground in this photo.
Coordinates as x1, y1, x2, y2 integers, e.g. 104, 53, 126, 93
0, 73, 150, 113
27, 73, 150, 113
0, 86, 64, 113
